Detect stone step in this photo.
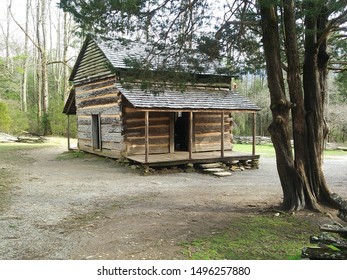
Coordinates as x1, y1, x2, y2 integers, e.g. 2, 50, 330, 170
197, 163, 222, 169
213, 171, 233, 177
203, 168, 225, 173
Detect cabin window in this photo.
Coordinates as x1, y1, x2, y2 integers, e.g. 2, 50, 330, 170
91, 114, 102, 150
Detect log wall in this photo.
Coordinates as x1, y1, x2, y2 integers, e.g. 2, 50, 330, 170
121, 103, 233, 155
73, 40, 113, 84
122, 100, 171, 155
75, 76, 124, 158
75, 78, 232, 158
194, 112, 232, 152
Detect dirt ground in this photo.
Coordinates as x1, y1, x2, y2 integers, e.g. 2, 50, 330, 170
0, 138, 346, 260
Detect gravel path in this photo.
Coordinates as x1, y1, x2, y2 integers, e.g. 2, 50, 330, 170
0, 139, 346, 259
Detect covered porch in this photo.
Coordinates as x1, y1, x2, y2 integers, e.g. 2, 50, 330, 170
119, 84, 261, 167
126, 150, 260, 167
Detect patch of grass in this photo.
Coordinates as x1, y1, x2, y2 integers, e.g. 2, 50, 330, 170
323, 149, 347, 157
233, 143, 276, 158
55, 150, 112, 163
0, 141, 53, 151
182, 214, 317, 260
0, 142, 52, 164
56, 150, 88, 160
234, 143, 347, 158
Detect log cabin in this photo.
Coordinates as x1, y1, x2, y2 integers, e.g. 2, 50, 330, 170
63, 36, 261, 166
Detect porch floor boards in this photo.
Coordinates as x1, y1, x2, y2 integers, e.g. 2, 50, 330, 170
126, 150, 260, 167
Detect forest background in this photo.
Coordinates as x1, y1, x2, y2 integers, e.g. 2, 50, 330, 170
0, 0, 346, 143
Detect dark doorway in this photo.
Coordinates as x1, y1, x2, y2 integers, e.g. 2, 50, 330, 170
174, 112, 189, 151
91, 114, 101, 150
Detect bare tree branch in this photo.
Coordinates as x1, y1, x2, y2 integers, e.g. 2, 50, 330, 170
8, 2, 42, 52
47, 60, 72, 69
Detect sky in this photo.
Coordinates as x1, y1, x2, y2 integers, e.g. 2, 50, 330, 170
0, 0, 62, 46
0, 0, 228, 36
0, 0, 230, 59
0, 0, 27, 44
0, 0, 81, 61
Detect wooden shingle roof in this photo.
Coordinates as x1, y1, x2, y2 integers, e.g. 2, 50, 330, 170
97, 41, 145, 69
117, 84, 260, 112
69, 36, 233, 83
97, 40, 229, 76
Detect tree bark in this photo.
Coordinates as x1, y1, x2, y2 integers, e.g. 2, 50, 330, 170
283, 0, 319, 210
259, 2, 300, 210
5, 1, 11, 69
63, 11, 70, 100
40, 0, 50, 135
36, 0, 42, 123
302, 1, 334, 206
21, 0, 30, 113
259, 0, 339, 211
35, 0, 50, 135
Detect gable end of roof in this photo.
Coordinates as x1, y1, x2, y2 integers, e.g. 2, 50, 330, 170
69, 36, 114, 83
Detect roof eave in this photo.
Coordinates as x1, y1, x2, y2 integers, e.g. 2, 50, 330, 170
125, 106, 260, 113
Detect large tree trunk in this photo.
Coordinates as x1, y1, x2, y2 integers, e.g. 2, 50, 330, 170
259, 3, 300, 210
302, 1, 333, 205
259, 0, 337, 211
282, 0, 312, 210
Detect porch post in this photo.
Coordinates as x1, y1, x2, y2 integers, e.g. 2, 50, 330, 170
189, 111, 193, 160
67, 115, 71, 150
169, 112, 175, 153
252, 112, 256, 155
221, 111, 225, 158
145, 111, 149, 163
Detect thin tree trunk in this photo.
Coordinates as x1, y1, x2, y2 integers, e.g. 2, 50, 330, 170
63, 11, 69, 100
56, 8, 62, 97
5, 1, 11, 69
36, 0, 42, 124
41, 0, 50, 135
21, 0, 30, 112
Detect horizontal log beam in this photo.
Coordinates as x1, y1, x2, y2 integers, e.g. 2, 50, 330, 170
75, 77, 116, 92
195, 125, 230, 134
128, 108, 259, 113
78, 96, 119, 109
76, 87, 118, 99
126, 145, 169, 155
77, 105, 121, 116
125, 136, 169, 145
